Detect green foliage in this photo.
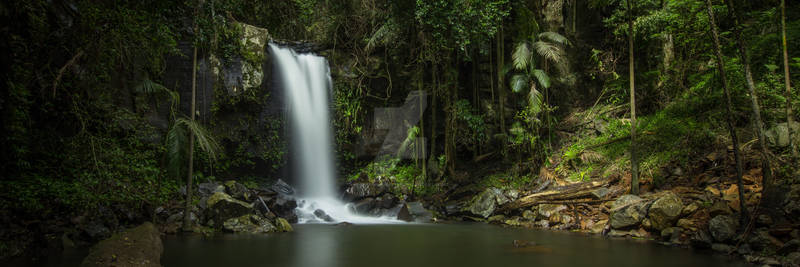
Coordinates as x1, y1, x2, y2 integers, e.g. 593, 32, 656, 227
454, 100, 488, 147
415, 0, 510, 55
349, 157, 440, 197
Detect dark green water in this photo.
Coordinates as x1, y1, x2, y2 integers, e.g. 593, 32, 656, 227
162, 224, 748, 267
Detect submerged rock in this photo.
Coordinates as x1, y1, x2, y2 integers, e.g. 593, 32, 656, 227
81, 222, 162, 267
647, 192, 683, 231
610, 195, 647, 229
222, 214, 277, 234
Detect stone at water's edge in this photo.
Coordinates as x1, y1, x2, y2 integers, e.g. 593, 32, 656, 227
406, 202, 434, 222
466, 187, 509, 218
397, 204, 413, 222
647, 192, 684, 231
708, 215, 738, 242
81, 222, 162, 267
610, 195, 647, 229
275, 218, 294, 232
207, 192, 254, 227
223, 214, 277, 234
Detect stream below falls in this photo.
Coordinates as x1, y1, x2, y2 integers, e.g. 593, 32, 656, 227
161, 224, 747, 267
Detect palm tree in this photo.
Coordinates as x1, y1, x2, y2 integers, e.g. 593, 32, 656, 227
510, 27, 570, 150
134, 76, 219, 231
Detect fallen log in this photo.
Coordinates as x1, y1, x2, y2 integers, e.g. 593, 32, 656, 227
499, 180, 613, 212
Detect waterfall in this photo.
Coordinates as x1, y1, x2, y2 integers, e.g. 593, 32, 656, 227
268, 44, 397, 224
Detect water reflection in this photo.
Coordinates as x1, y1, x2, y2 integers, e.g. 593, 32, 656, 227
294, 224, 338, 267
160, 224, 749, 267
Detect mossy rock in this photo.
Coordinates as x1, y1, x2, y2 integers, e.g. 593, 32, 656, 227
222, 214, 276, 234
207, 192, 254, 227
274, 218, 293, 232
81, 222, 161, 267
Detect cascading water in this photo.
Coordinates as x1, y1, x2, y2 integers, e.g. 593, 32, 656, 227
269, 44, 397, 224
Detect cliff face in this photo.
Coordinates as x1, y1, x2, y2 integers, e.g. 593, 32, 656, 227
160, 23, 288, 182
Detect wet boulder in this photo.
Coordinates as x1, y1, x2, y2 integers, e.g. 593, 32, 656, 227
352, 198, 377, 214
343, 183, 387, 201
271, 179, 295, 195
81, 222, 162, 267
222, 214, 277, 234
647, 192, 684, 231
269, 195, 298, 220
397, 202, 433, 222
610, 195, 648, 229
465, 188, 510, 218
708, 215, 738, 242
206, 192, 254, 226
314, 209, 335, 222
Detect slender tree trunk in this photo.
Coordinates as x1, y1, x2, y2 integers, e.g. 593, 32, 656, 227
183, 44, 198, 232
183, 1, 203, 231
497, 29, 507, 157
627, 0, 640, 195
781, 0, 799, 162
431, 64, 438, 179
705, 0, 749, 222
725, 0, 774, 200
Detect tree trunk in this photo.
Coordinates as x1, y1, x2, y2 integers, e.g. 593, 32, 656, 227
183, 43, 198, 232
781, 0, 799, 162
725, 0, 774, 201
705, 0, 749, 222
497, 29, 507, 157
627, 0, 639, 195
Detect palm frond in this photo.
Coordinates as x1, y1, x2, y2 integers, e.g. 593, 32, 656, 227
532, 69, 551, 89
135, 78, 168, 94
533, 41, 566, 65
510, 74, 530, 93
512, 42, 532, 71
165, 121, 188, 178
538, 32, 571, 46
177, 118, 221, 161
366, 22, 396, 53
527, 84, 544, 116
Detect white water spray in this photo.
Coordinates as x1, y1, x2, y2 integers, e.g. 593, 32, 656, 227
269, 44, 397, 224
